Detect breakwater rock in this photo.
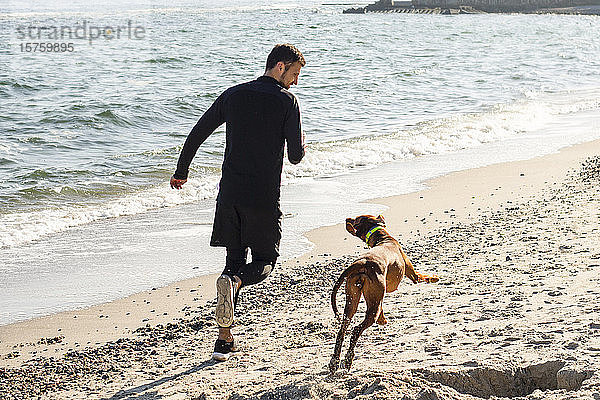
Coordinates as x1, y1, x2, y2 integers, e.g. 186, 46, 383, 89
344, 0, 600, 14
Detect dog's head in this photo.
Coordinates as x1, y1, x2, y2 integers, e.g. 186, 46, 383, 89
345, 214, 386, 240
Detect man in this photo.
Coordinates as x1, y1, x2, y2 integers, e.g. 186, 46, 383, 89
170, 44, 306, 361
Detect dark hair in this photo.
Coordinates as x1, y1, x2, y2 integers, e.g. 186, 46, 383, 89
265, 44, 306, 71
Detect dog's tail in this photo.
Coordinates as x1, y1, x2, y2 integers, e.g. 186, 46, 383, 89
331, 265, 355, 320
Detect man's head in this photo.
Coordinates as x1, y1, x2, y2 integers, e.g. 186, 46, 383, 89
264, 44, 305, 89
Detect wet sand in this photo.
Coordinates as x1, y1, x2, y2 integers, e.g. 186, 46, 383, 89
1, 140, 600, 400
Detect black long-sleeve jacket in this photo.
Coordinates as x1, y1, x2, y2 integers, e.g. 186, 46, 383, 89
174, 75, 305, 206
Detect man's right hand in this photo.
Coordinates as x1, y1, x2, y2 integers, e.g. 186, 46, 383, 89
170, 175, 187, 190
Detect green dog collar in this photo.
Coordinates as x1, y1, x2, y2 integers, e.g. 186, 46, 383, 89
364, 225, 384, 245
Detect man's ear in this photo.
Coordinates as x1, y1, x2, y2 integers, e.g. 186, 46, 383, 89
345, 218, 357, 235
376, 214, 385, 226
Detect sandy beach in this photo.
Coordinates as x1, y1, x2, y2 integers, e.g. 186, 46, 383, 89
1, 139, 600, 400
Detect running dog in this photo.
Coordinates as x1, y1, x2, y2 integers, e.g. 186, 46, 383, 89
329, 214, 439, 373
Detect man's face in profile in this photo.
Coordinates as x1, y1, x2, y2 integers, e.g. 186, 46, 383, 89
280, 61, 302, 89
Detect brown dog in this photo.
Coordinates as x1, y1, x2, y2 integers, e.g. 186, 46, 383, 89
329, 214, 438, 373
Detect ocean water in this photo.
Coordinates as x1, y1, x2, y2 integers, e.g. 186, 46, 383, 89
1, 0, 600, 325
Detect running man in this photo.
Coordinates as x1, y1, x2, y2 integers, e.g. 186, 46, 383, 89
170, 44, 305, 361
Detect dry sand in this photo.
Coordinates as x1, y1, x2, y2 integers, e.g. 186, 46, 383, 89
1, 140, 600, 400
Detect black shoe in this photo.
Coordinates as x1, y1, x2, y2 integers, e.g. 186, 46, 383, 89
212, 339, 237, 361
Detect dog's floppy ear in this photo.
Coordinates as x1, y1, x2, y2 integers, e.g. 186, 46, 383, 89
376, 214, 386, 226
346, 218, 357, 235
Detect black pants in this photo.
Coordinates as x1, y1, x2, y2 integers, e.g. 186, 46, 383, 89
210, 201, 281, 292
222, 249, 277, 308
222, 247, 277, 287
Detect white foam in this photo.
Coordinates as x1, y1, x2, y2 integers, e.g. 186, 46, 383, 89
0, 175, 219, 249
282, 89, 600, 182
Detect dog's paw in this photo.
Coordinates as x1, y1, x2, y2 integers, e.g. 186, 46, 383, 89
328, 358, 340, 374
416, 273, 439, 283
341, 358, 354, 371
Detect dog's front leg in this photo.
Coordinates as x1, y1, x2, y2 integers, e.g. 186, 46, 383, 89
402, 251, 439, 284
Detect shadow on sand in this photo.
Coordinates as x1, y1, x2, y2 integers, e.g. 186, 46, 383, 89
103, 359, 216, 400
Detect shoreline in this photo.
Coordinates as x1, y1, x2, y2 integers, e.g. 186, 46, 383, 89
304, 137, 600, 263
1, 138, 600, 399
2, 138, 599, 356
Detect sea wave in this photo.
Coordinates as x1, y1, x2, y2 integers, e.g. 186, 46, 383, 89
37, 108, 136, 128
94, 109, 135, 127
1, 89, 599, 248
0, 79, 40, 93
0, 157, 16, 165
142, 56, 190, 64
0, 175, 220, 248
283, 89, 600, 181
